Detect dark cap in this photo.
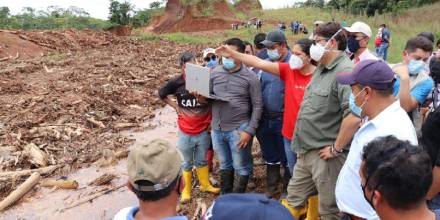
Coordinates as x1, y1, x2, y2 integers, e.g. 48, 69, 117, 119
337, 60, 395, 90
201, 193, 292, 220
261, 30, 287, 47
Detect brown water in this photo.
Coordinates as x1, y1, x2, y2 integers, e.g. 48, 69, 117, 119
0, 106, 178, 220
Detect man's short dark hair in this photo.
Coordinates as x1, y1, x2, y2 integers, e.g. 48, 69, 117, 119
315, 22, 346, 50
418, 32, 435, 44
225, 38, 246, 53
380, 24, 386, 28
254, 33, 267, 50
178, 51, 195, 67
362, 136, 432, 210
405, 36, 434, 53
131, 176, 179, 202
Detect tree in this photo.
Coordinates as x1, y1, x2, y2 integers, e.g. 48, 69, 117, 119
149, 1, 162, 9
132, 9, 152, 27
108, 0, 133, 26
109, 0, 121, 24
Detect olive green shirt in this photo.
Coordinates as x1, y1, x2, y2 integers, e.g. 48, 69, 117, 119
292, 53, 353, 154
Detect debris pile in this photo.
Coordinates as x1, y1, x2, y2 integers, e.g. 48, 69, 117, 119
0, 29, 207, 197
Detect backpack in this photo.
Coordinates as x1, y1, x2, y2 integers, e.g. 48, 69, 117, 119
374, 36, 382, 47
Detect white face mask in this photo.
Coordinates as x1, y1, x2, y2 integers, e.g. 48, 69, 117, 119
289, 55, 304, 70
310, 29, 342, 62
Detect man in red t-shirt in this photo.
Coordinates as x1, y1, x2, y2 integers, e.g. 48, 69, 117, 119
158, 51, 219, 203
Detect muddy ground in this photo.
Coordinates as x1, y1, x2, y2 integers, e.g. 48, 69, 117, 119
0, 29, 270, 219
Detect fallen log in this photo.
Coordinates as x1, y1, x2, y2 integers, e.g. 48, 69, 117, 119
86, 117, 106, 129
41, 179, 78, 189
0, 164, 63, 182
0, 172, 41, 211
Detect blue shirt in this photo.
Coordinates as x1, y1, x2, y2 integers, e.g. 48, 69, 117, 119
393, 77, 434, 104
256, 49, 269, 60
113, 207, 188, 220
259, 52, 291, 114
381, 28, 391, 43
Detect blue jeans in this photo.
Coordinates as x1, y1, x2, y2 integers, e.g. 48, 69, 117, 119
177, 129, 210, 171
283, 138, 297, 175
256, 117, 286, 166
378, 43, 389, 61
211, 122, 253, 176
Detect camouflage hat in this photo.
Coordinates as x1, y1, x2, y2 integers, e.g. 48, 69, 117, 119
127, 139, 182, 192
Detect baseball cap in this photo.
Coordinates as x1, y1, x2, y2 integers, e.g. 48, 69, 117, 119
314, 20, 324, 25
202, 193, 293, 220
203, 48, 216, 58
127, 139, 182, 192
261, 30, 287, 47
337, 60, 395, 90
344, 21, 372, 38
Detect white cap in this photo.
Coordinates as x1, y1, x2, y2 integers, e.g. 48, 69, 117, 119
203, 48, 216, 58
314, 20, 324, 25
344, 21, 372, 38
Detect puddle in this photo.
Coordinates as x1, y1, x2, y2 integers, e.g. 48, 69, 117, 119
0, 106, 178, 220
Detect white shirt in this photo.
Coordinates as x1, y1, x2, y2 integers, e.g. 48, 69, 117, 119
335, 100, 417, 219
354, 49, 378, 65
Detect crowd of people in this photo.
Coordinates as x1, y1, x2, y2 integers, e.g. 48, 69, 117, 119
113, 20, 440, 220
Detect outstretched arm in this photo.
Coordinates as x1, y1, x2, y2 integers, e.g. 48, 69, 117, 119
216, 45, 281, 75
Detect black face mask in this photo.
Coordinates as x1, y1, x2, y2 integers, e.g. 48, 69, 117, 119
347, 36, 361, 53
361, 176, 376, 210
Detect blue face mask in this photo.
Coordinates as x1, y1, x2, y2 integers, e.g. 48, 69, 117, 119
267, 49, 281, 61
223, 57, 236, 70
349, 89, 366, 118
408, 59, 425, 75
207, 59, 217, 69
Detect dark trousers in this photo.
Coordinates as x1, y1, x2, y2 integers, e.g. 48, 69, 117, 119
256, 116, 287, 166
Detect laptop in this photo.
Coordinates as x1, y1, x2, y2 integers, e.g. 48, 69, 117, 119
185, 63, 229, 102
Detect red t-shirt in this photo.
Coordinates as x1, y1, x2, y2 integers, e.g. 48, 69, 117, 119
279, 63, 312, 140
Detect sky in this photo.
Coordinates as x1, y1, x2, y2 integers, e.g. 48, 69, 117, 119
1, 0, 301, 20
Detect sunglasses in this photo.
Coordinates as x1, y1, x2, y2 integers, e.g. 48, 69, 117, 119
204, 56, 217, 62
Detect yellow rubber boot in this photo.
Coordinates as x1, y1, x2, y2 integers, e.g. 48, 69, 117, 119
305, 195, 319, 220
180, 170, 192, 203
196, 165, 220, 194
281, 199, 308, 219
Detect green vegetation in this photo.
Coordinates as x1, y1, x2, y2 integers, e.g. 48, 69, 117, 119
302, 0, 439, 16
0, 1, 164, 30
134, 32, 217, 44
133, 1, 440, 63
0, 6, 112, 30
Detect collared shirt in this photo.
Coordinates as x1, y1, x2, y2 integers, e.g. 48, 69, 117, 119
353, 49, 378, 65
113, 207, 188, 220
260, 52, 291, 114
292, 53, 353, 154
335, 101, 417, 219
210, 65, 263, 135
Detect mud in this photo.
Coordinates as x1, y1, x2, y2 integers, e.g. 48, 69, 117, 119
0, 107, 178, 220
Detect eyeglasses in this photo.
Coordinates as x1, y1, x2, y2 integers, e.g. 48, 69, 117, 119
204, 56, 217, 62
313, 38, 329, 45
